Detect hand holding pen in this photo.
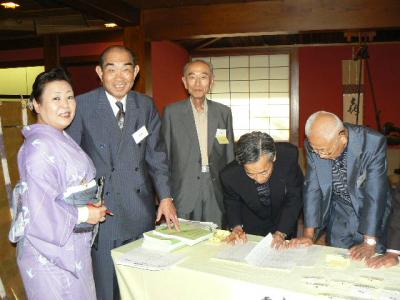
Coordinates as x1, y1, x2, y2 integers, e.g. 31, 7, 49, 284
86, 203, 108, 224
86, 176, 114, 225
88, 201, 114, 216
91, 176, 114, 216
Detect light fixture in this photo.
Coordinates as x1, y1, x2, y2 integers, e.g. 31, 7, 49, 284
104, 23, 118, 28
1, 2, 20, 9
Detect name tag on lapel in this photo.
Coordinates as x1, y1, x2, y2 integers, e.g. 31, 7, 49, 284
215, 128, 229, 144
132, 126, 148, 144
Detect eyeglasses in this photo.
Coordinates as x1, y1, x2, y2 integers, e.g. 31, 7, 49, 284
245, 166, 273, 180
311, 141, 339, 157
310, 131, 343, 158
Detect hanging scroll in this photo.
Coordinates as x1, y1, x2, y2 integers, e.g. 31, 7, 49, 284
342, 59, 364, 124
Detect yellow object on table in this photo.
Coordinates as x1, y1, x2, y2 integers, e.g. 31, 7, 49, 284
112, 235, 400, 300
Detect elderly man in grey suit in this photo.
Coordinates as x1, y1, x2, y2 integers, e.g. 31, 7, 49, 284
162, 60, 234, 227
67, 45, 179, 300
291, 111, 391, 262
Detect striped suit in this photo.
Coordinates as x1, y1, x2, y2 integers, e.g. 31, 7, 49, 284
67, 87, 171, 300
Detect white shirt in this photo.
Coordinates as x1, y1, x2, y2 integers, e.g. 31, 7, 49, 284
105, 91, 127, 116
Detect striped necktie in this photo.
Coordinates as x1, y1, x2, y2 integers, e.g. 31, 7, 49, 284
115, 101, 125, 129
331, 150, 352, 205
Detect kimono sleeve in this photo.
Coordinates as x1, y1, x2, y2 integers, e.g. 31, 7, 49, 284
23, 153, 78, 248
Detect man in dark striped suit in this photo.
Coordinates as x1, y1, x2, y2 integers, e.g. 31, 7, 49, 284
67, 45, 179, 300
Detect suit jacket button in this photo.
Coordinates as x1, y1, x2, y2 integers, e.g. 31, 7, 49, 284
135, 167, 139, 171
197, 176, 200, 180
136, 189, 140, 193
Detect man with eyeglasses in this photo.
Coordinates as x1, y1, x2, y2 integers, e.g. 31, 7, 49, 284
220, 131, 303, 248
290, 111, 392, 264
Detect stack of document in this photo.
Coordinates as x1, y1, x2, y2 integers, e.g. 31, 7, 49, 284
117, 247, 186, 270
215, 233, 322, 270
142, 231, 186, 252
152, 219, 216, 246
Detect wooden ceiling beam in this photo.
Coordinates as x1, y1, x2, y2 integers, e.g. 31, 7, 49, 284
62, 0, 140, 26
0, 7, 78, 19
143, 0, 400, 40
194, 38, 221, 50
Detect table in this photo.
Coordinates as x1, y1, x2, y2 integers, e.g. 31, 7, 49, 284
111, 235, 400, 300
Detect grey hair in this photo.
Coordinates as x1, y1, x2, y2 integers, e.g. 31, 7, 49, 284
305, 111, 344, 140
183, 59, 214, 77
235, 131, 276, 165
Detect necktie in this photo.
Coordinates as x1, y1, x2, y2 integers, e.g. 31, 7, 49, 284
255, 181, 272, 207
331, 150, 352, 206
115, 101, 125, 129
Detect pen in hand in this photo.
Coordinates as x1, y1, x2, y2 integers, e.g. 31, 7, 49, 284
88, 201, 114, 216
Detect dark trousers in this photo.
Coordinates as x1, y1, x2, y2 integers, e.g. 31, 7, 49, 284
92, 237, 135, 300
179, 172, 223, 227
326, 195, 386, 253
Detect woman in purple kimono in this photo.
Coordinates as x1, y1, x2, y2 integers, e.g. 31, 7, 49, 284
12, 68, 107, 299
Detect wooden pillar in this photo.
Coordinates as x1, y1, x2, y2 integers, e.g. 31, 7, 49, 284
123, 26, 147, 94
43, 35, 60, 71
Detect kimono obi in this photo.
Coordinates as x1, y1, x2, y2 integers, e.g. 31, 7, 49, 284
63, 179, 100, 233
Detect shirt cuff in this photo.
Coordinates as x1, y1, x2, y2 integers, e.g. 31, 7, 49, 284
387, 249, 400, 255
77, 206, 89, 224
160, 197, 173, 202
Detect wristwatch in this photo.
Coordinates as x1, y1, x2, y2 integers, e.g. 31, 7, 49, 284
364, 237, 377, 246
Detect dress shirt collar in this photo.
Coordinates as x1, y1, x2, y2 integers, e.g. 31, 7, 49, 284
190, 97, 208, 113
105, 91, 127, 116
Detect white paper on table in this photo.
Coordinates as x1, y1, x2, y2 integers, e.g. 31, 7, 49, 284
116, 247, 186, 271
215, 242, 257, 262
244, 234, 322, 269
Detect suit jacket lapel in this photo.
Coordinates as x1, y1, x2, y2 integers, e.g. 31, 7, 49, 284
314, 150, 333, 226
237, 166, 260, 208
117, 92, 140, 154
95, 89, 120, 165
269, 167, 284, 213
346, 125, 362, 212
207, 100, 218, 157
96, 89, 122, 134
179, 99, 200, 155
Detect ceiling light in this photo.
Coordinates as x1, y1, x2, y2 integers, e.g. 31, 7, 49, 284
104, 23, 118, 28
1, 2, 20, 9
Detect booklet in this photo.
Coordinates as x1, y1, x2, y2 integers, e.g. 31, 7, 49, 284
142, 231, 186, 252
152, 219, 216, 246
117, 247, 186, 271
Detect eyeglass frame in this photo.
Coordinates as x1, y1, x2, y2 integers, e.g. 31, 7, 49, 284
309, 130, 346, 157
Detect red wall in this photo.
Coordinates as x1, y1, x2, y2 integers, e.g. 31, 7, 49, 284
0, 48, 43, 61
151, 41, 189, 114
63, 41, 124, 96
299, 44, 400, 145
60, 41, 123, 57
67, 65, 101, 96
2, 41, 399, 142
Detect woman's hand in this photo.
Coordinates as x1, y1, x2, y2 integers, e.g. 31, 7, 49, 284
87, 204, 107, 224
